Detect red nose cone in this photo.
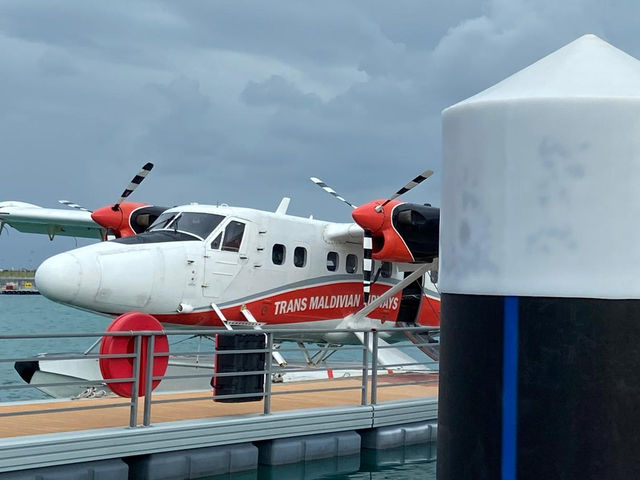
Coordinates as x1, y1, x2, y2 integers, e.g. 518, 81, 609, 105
91, 206, 123, 230
352, 200, 386, 233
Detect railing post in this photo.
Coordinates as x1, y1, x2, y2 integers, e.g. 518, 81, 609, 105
361, 330, 370, 406
143, 334, 155, 427
129, 334, 142, 428
264, 332, 273, 414
371, 329, 378, 405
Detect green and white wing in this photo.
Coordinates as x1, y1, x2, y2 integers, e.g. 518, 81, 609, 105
0, 201, 105, 240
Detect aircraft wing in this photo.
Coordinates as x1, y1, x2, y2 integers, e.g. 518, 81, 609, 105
0, 201, 105, 240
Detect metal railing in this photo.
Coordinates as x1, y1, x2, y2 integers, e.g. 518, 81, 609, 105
0, 326, 438, 430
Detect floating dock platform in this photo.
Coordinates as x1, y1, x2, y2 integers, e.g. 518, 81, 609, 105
0, 376, 438, 478
0, 327, 438, 479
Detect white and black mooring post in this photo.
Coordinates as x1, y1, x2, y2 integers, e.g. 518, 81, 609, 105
438, 34, 640, 479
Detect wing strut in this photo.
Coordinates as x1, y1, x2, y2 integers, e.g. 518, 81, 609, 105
343, 264, 432, 368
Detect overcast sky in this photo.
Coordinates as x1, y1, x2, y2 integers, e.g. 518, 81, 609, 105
1, 0, 639, 268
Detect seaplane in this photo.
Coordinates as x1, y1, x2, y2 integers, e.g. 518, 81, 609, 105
1, 164, 440, 397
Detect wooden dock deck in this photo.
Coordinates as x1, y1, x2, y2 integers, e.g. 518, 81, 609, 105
0, 373, 438, 438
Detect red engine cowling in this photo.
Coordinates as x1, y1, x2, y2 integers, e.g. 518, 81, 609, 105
352, 200, 439, 263
91, 203, 168, 239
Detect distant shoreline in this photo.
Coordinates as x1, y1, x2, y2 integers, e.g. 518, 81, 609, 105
0, 270, 38, 293
0, 269, 36, 279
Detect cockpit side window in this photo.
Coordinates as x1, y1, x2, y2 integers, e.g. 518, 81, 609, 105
221, 221, 245, 252
211, 232, 222, 249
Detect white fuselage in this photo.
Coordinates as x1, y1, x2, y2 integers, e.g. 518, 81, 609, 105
35, 204, 424, 343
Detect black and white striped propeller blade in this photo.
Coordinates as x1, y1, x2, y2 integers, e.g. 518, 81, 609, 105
112, 162, 154, 211
309, 176, 375, 304
363, 229, 373, 304
58, 200, 91, 212
376, 169, 433, 211
310, 177, 357, 210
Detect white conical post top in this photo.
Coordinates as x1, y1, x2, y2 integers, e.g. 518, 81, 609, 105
458, 34, 640, 102
441, 34, 640, 299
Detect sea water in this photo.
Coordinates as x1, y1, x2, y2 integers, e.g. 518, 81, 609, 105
0, 295, 109, 402
0, 295, 437, 479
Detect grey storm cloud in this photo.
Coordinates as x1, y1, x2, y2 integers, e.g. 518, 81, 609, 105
242, 76, 323, 109
1, 0, 640, 267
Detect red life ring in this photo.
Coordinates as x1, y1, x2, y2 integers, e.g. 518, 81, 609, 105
99, 312, 169, 398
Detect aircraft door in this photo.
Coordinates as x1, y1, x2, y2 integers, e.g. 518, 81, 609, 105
396, 270, 423, 324
203, 219, 250, 299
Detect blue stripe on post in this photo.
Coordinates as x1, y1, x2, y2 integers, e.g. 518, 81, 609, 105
502, 296, 519, 480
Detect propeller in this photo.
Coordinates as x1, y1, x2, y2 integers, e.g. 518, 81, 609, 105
362, 230, 373, 303
55, 163, 158, 239
112, 162, 154, 211
310, 176, 374, 303
311, 169, 435, 303
310, 177, 357, 209
375, 169, 433, 212
57, 162, 155, 214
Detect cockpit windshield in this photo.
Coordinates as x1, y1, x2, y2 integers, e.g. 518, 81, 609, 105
148, 211, 178, 231
147, 212, 225, 240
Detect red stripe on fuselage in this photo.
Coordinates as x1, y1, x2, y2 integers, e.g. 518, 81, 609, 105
152, 281, 439, 328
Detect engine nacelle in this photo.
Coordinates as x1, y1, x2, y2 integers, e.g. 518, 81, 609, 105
352, 200, 439, 263
91, 203, 168, 239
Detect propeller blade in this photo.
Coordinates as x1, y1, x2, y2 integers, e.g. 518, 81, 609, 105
58, 200, 91, 212
378, 169, 434, 210
310, 176, 373, 302
113, 162, 154, 211
363, 229, 373, 304
310, 177, 358, 209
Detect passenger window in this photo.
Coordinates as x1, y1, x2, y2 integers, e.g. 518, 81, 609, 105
272, 244, 286, 265
346, 254, 358, 274
381, 262, 392, 278
221, 221, 245, 252
211, 232, 222, 249
294, 247, 307, 268
326, 251, 338, 271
